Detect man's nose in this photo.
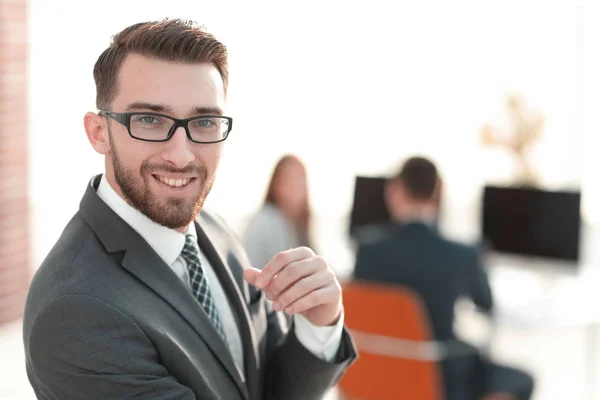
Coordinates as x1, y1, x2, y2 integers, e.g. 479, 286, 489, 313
160, 127, 195, 168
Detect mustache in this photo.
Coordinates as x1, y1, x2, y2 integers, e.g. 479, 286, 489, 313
141, 162, 206, 176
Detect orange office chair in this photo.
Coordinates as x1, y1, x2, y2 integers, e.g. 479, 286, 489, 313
339, 281, 476, 400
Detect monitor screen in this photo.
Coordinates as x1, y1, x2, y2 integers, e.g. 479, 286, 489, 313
349, 176, 391, 238
481, 186, 581, 261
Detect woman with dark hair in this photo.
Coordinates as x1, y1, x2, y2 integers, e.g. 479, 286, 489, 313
243, 154, 313, 269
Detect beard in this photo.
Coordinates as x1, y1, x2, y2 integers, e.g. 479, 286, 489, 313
109, 129, 213, 229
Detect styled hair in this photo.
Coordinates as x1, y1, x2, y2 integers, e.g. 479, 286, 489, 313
394, 156, 439, 200
265, 155, 311, 234
93, 18, 228, 110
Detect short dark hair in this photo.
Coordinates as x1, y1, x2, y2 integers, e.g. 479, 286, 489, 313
93, 18, 229, 110
394, 156, 438, 200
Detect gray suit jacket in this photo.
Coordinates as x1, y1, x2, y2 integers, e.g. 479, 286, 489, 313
23, 175, 357, 400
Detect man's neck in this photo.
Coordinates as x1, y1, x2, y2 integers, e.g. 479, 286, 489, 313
394, 204, 437, 224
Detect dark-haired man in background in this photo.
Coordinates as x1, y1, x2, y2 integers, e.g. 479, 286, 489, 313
354, 156, 533, 400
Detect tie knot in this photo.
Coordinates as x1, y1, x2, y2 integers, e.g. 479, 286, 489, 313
181, 234, 200, 262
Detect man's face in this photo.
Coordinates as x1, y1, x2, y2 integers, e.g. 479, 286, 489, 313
102, 54, 226, 230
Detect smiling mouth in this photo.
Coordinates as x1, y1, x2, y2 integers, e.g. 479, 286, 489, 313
152, 175, 196, 188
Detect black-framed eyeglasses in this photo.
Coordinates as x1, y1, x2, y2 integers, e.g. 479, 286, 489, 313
99, 111, 233, 144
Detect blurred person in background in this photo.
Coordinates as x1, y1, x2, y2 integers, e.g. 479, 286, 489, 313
243, 155, 313, 269
353, 156, 534, 400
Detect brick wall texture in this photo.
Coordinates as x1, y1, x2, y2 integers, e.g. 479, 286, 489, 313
0, 0, 30, 325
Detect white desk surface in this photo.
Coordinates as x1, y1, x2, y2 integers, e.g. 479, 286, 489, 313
481, 253, 600, 329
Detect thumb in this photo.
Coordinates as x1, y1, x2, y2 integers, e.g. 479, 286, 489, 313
243, 267, 261, 286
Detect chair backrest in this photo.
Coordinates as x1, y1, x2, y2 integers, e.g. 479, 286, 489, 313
339, 280, 444, 400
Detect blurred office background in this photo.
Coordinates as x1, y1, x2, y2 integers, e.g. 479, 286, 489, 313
1, 1, 599, 399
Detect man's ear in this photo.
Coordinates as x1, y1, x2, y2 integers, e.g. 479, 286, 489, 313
84, 112, 110, 155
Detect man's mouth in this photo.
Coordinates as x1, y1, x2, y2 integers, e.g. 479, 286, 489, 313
153, 175, 195, 188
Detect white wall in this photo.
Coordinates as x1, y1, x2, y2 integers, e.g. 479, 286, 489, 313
581, 7, 600, 225
28, 1, 587, 266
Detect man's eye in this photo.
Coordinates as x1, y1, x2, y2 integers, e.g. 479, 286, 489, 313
137, 116, 159, 124
194, 119, 215, 127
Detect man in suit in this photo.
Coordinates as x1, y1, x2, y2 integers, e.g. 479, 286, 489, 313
23, 19, 357, 400
353, 157, 533, 400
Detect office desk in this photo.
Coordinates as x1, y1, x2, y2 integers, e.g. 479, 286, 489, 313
482, 254, 600, 400
487, 254, 595, 323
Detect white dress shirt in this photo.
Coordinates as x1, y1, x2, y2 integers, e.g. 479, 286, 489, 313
96, 175, 343, 372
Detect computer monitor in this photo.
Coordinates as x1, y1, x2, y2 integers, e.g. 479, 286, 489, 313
349, 176, 391, 238
349, 175, 443, 239
481, 186, 581, 261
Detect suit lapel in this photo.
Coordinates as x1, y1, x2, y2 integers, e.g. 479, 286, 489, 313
195, 215, 261, 399
79, 175, 250, 400
120, 246, 250, 400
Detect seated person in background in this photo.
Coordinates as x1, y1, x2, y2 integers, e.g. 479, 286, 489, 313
353, 156, 534, 400
243, 155, 313, 269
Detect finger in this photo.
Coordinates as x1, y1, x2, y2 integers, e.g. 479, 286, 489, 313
245, 267, 289, 297
243, 267, 261, 286
271, 270, 333, 312
265, 256, 325, 300
256, 246, 315, 289
283, 285, 339, 314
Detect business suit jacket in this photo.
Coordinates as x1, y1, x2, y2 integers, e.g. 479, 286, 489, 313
23, 175, 357, 400
353, 221, 492, 342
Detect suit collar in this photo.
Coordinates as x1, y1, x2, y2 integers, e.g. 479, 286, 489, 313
79, 175, 250, 400
391, 220, 440, 237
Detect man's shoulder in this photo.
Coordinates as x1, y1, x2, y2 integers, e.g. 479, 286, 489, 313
355, 223, 396, 246
197, 209, 250, 259
198, 208, 238, 238
28, 212, 120, 304
24, 212, 121, 329
37, 212, 99, 272
359, 223, 478, 257
431, 236, 481, 271
438, 235, 478, 256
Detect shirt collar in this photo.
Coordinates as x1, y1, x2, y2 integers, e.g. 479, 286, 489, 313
96, 174, 196, 266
